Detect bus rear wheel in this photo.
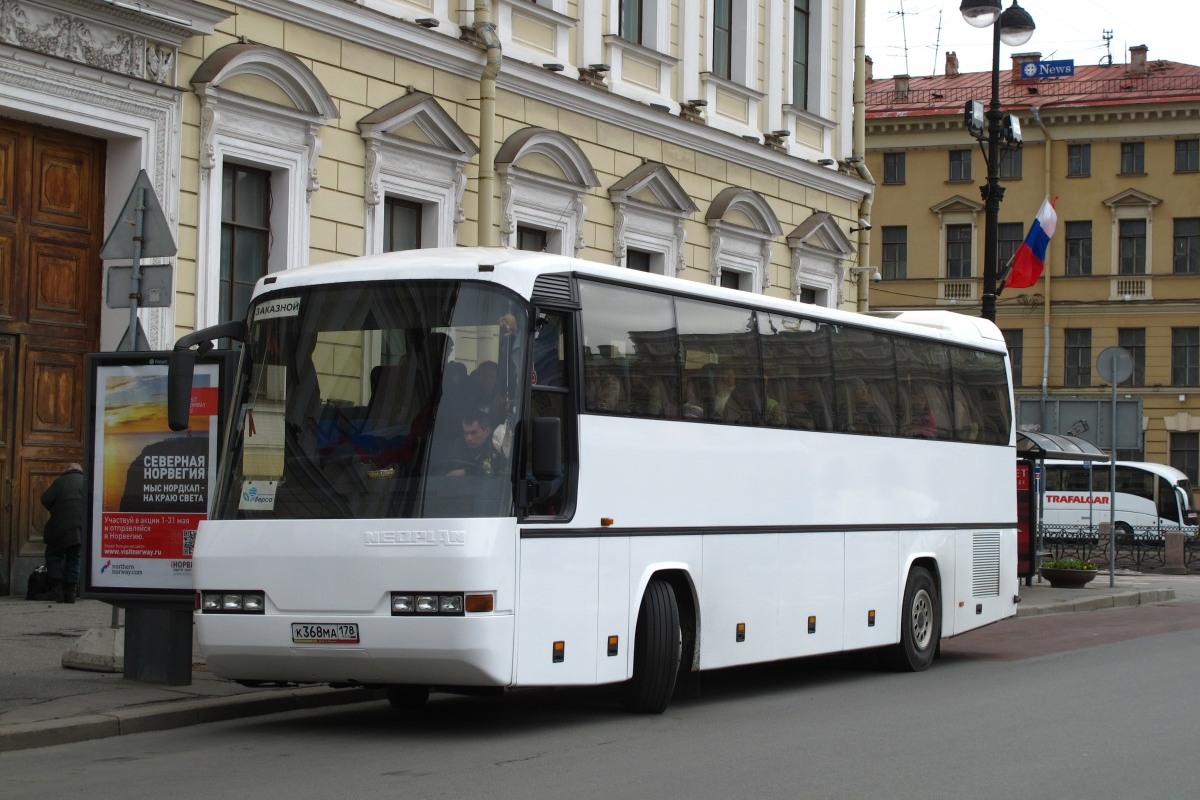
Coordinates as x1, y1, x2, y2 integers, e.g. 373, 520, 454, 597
623, 579, 681, 714
883, 566, 939, 672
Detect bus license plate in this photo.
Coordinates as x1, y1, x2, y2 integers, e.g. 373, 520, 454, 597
291, 622, 359, 644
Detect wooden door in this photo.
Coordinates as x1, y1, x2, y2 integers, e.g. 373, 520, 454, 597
0, 118, 104, 595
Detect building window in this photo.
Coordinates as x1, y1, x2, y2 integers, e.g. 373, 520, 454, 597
946, 223, 972, 279
1067, 143, 1091, 177
609, 163, 695, 276
791, 0, 810, 108
719, 270, 742, 290
707, 187, 782, 295
998, 148, 1022, 179
360, 93, 478, 255
1177, 139, 1200, 173
948, 150, 971, 182
496, 128, 598, 256
883, 152, 905, 185
1064, 328, 1091, 388
1174, 218, 1200, 274
383, 197, 422, 251
1120, 141, 1145, 175
998, 222, 1023, 274
1118, 328, 1145, 387
619, 0, 644, 43
1172, 328, 1200, 386
1064, 221, 1092, 276
1170, 432, 1200, 485
881, 226, 907, 280
517, 225, 549, 252
713, 0, 733, 80
193, 44, 336, 329
627, 249, 653, 272
219, 163, 270, 325
1004, 329, 1023, 389
1119, 219, 1147, 274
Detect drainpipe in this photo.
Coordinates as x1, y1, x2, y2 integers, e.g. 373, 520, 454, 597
475, 1, 501, 247
852, 0, 876, 312
1031, 106, 1052, 430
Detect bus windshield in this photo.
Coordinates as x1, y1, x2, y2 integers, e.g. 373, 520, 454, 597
211, 280, 528, 520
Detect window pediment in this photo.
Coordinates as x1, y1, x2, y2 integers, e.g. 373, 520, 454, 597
930, 195, 982, 215
1103, 188, 1162, 208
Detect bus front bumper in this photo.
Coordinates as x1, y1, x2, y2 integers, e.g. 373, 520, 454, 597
196, 612, 515, 687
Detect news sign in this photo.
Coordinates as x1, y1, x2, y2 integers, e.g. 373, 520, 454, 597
1021, 59, 1074, 79
84, 351, 233, 600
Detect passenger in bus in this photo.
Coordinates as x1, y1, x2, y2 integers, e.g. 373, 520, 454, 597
629, 374, 677, 417
908, 392, 938, 439
682, 373, 709, 419
711, 365, 738, 419
588, 371, 627, 413
445, 407, 506, 477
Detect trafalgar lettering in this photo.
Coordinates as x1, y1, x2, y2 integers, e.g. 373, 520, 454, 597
1046, 494, 1110, 504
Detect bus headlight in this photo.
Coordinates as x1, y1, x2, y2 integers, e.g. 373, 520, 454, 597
199, 591, 265, 614
390, 592, 467, 616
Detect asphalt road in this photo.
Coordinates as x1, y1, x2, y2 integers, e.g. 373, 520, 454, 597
4, 599, 1200, 800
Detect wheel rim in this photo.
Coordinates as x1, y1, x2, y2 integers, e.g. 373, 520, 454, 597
910, 587, 934, 651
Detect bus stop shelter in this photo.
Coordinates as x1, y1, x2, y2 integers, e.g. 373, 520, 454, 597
1016, 432, 1109, 581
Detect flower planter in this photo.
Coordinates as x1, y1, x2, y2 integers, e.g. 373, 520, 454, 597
1039, 566, 1098, 589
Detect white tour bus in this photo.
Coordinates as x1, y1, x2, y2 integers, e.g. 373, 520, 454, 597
168, 247, 1018, 713
1041, 459, 1198, 534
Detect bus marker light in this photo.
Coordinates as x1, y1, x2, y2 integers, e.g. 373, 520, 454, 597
416, 595, 439, 613
465, 593, 494, 613
807, 616, 816, 634
867, 610, 876, 627
959, 601, 965, 608
607, 635, 619, 656
736, 622, 746, 642
553, 641, 565, 663
601, 517, 614, 527
440, 594, 464, 614
392, 594, 416, 614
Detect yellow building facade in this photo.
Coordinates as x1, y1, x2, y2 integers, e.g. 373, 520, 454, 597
865, 47, 1200, 476
0, 0, 872, 593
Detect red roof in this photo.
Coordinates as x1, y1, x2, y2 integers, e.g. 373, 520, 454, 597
866, 55, 1200, 119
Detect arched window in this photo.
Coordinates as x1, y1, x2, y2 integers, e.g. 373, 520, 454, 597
192, 44, 337, 327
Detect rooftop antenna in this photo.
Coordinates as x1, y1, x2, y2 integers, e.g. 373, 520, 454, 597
1100, 29, 1113, 66
890, 0, 912, 76
930, 7, 942, 75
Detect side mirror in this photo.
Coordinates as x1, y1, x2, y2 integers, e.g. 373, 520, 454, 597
167, 319, 246, 431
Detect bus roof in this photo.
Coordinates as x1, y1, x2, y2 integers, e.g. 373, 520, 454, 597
1043, 459, 1192, 483
252, 247, 1007, 351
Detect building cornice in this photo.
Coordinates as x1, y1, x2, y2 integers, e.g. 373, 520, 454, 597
239, 0, 871, 203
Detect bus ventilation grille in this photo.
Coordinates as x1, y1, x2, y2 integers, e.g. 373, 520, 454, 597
971, 531, 1001, 598
532, 273, 578, 307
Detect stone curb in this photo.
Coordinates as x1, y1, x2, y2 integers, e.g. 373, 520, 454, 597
0, 686, 386, 754
1015, 588, 1176, 618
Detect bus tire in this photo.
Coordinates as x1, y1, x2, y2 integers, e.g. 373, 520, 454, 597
883, 566, 940, 672
624, 579, 681, 714
387, 685, 430, 710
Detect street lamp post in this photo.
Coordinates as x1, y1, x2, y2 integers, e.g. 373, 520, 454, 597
960, 0, 1035, 322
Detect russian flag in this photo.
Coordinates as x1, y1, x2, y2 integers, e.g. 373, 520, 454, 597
1004, 196, 1058, 290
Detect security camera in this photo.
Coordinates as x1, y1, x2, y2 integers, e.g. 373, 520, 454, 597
872, 270, 882, 282
858, 218, 872, 231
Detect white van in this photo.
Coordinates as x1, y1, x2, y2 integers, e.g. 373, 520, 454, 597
1040, 460, 1198, 534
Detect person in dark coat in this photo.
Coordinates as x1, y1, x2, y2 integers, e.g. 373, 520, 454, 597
39, 463, 86, 603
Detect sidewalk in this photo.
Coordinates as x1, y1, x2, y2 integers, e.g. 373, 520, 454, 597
2, 571, 1196, 753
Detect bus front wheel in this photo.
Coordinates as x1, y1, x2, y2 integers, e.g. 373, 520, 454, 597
624, 579, 681, 714
884, 566, 940, 672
